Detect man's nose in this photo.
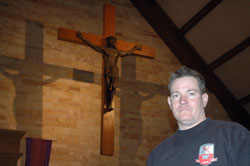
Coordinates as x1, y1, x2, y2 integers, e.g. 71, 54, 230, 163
180, 95, 188, 104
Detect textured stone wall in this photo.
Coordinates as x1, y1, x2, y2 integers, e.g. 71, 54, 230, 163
0, 0, 230, 165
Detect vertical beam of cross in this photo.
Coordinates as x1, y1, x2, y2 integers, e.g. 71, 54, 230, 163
101, 3, 115, 155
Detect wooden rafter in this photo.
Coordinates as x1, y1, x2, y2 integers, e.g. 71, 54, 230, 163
239, 94, 250, 106
178, 0, 223, 36
206, 37, 250, 72
130, 0, 250, 130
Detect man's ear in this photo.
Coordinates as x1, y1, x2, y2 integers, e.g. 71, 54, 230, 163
167, 96, 172, 110
202, 93, 209, 107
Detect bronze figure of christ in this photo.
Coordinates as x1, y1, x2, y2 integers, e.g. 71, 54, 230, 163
76, 32, 141, 111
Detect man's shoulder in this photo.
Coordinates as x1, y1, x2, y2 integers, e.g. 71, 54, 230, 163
208, 119, 250, 136
209, 119, 245, 128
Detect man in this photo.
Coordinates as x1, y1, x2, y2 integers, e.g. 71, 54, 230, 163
147, 66, 250, 166
76, 32, 141, 111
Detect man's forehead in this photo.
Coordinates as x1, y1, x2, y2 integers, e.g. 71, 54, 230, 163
170, 89, 200, 94
171, 76, 200, 91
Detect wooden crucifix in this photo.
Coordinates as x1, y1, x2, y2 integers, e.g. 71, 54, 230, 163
58, 3, 155, 155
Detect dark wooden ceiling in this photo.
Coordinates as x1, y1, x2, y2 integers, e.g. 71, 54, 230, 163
130, 0, 250, 130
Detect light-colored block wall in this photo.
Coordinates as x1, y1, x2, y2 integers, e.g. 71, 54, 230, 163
0, 0, 230, 165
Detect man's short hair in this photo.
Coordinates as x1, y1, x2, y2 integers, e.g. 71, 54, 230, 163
168, 66, 205, 94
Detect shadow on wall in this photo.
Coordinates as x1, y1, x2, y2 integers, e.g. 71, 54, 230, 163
119, 56, 147, 165
118, 55, 177, 165
0, 18, 99, 164
0, 20, 45, 136
0, 19, 46, 164
0, 19, 98, 133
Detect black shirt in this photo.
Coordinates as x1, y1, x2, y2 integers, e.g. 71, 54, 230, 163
147, 118, 250, 166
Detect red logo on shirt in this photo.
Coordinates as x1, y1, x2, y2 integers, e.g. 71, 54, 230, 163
195, 143, 217, 166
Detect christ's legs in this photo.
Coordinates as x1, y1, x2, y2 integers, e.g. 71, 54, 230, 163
104, 75, 113, 112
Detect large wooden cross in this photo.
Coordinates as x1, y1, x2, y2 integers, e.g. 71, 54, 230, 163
58, 3, 155, 155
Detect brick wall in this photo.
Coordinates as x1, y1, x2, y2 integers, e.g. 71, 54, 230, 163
0, 0, 230, 165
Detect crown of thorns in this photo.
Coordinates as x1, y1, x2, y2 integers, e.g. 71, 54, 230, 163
106, 36, 117, 41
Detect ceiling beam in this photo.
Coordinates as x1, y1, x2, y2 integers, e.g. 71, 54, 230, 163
131, 0, 250, 130
239, 94, 250, 106
206, 37, 250, 72
178, 0, 223, 36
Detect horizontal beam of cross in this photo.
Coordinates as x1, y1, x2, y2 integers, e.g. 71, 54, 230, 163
58, 27, 155, 59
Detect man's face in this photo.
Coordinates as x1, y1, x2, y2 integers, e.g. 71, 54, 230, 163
168, 76, 208, 130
